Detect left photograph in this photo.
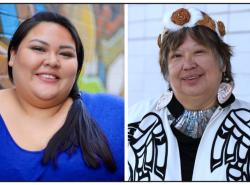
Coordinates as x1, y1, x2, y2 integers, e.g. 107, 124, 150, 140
0, 4, 124, 181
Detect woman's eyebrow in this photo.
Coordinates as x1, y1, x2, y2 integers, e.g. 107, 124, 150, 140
59, 45, 76, 51
29, 39, 49, 46
29, 39, 75, 50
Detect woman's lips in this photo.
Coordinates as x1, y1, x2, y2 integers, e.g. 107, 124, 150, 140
182, 74, 201, 80
182, 74, 203, 85
36, 73, 60, 83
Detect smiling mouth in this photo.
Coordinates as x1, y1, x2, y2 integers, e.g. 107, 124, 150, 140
36, 73, 60, 82
182, 74, 203, 81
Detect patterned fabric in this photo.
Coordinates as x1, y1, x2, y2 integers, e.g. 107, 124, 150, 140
128, 112, 167, 181
128, 92, 250, 181
211, 109, 250, 181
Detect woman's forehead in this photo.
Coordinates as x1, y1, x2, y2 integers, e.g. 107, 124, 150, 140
20, 22, 76, 47
169, 31, 211, 51
26, 22, 71, 37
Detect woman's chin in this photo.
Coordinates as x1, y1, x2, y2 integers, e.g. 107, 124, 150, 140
33, 90, 59, 101
181, 87, 208, 97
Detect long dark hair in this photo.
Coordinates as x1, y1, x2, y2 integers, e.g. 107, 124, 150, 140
7, 11, 116, 172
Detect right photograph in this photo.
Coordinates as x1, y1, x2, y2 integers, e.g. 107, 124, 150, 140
127, 4, 250, 181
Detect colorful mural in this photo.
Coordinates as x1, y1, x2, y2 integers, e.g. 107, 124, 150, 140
0, 4, 124, 96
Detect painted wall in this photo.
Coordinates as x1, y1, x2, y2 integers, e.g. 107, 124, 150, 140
0, 4, 124, 96
128, 4, 250, 106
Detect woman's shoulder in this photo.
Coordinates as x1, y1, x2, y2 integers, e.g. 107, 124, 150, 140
80, 91, 123, 108
129, 97, 159, 111
232, 98, 250, 110
80, 92, 124, 125
0, 89, 15, 111
0, 88, 12, 98
80, 92, 124, 178
128, 95, 162, 124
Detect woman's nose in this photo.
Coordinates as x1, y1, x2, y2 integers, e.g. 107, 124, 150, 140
182, 55, 197, 70
44, 53, 60, 67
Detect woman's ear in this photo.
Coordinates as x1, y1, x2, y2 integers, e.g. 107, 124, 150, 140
9, 50, 16, 67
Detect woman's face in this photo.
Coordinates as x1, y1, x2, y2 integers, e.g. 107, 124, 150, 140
9, 22, 78, 107
167, 35, 223, 105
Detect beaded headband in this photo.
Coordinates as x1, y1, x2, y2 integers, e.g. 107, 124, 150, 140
159, 8, 226, 45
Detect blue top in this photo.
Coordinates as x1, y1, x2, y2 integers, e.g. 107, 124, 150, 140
0, 92, 124, 181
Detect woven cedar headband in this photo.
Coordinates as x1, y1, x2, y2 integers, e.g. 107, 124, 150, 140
159, 8, 226, 45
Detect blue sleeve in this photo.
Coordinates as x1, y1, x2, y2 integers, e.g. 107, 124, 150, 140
80, 92, 124, 180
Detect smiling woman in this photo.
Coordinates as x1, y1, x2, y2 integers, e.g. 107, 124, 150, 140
9, 22, 78, 107
128, 7, 250, 181
0, 12, 124, 181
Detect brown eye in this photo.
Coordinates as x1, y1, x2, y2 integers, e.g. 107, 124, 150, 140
170, 53, 182, 59
59, 52, 75, 58
31, 46, 46, 52
195, 50, 205, 54
174, 54, 182, 58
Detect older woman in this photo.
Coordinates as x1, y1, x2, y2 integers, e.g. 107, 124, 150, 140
128, 8, 250, 181
0, 12, 124, 181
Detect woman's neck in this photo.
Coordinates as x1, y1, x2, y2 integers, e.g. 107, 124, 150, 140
174, 92, 218, 111
11, 88, 72, 120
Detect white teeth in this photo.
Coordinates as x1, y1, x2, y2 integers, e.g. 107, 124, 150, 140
185, 76, 199, 80
40, 74, 56, 79
188, 76, 197, 80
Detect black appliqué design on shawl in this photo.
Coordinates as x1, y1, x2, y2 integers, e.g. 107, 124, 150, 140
128, 112, 168, 181
211, 108, 250, 181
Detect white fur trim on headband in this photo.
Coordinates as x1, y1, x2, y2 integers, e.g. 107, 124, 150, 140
163, 8, 203, 32
162, 8, 224, 39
